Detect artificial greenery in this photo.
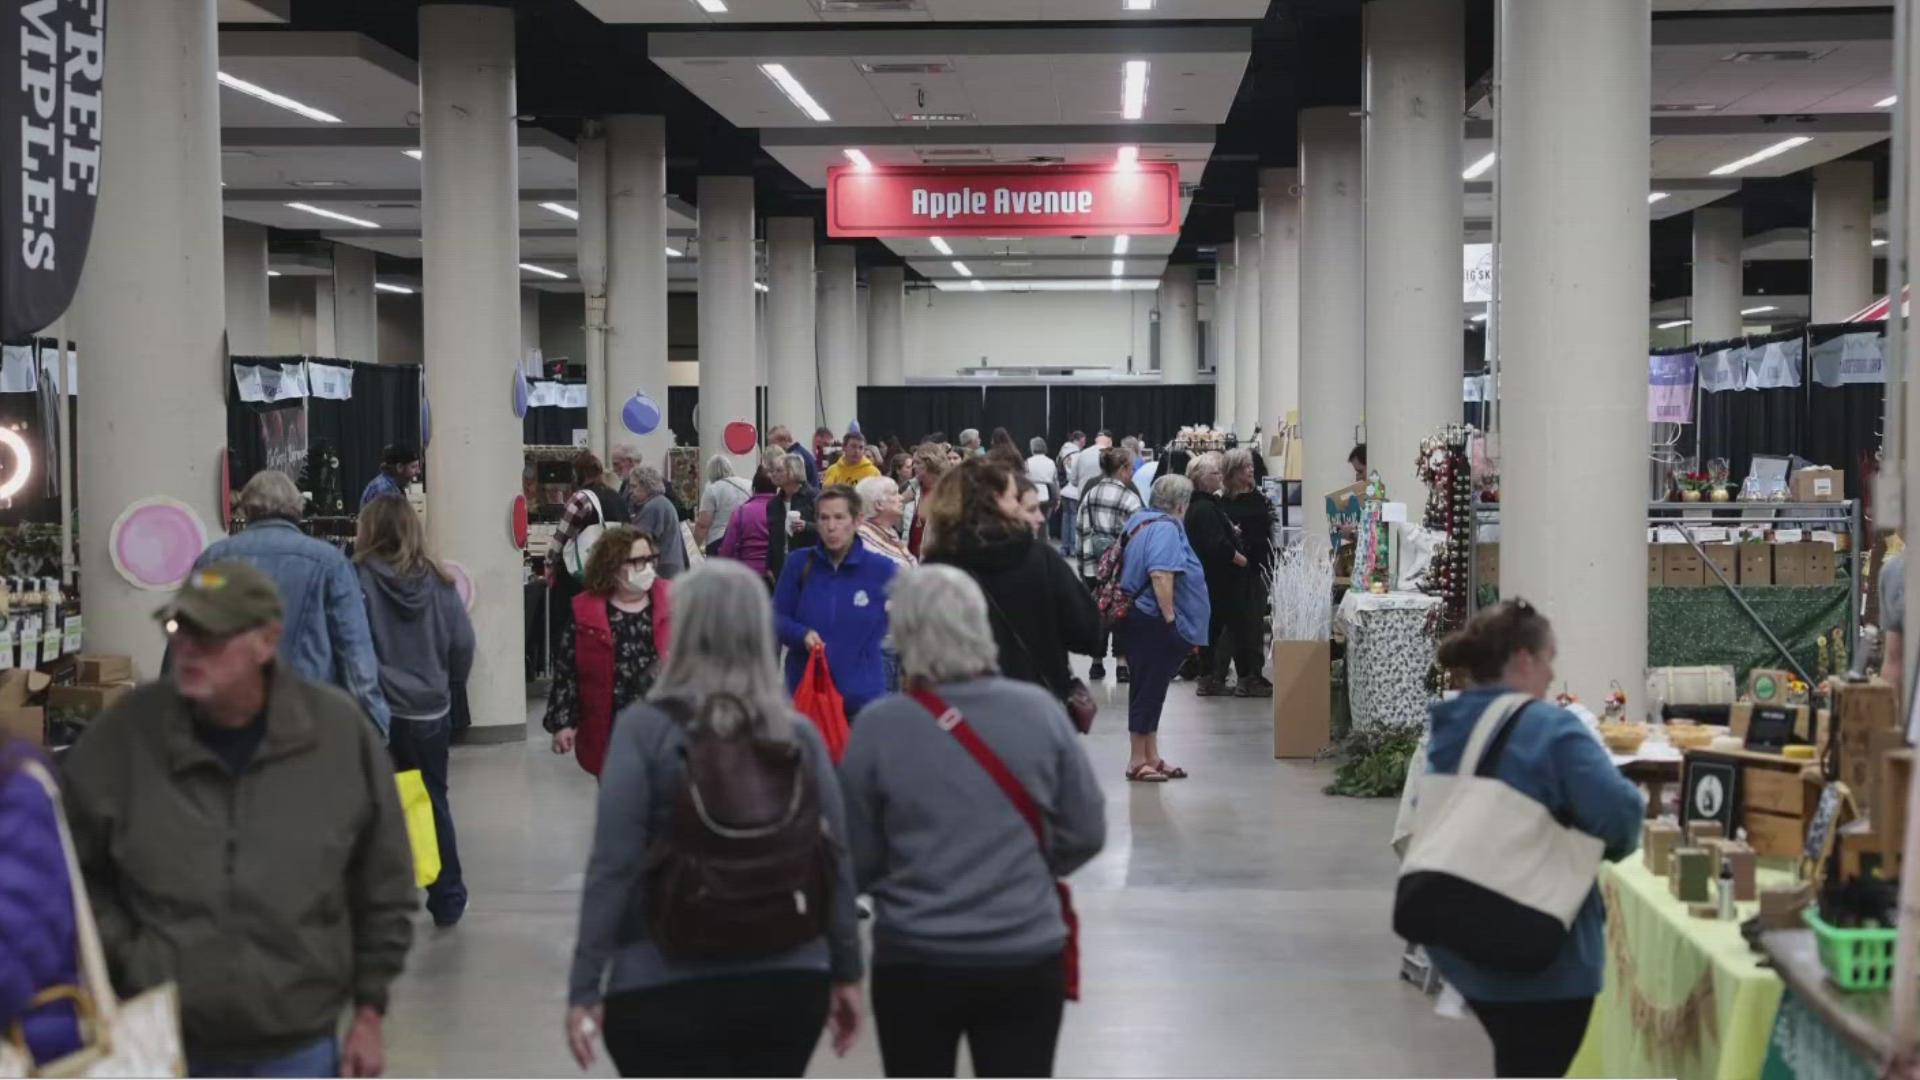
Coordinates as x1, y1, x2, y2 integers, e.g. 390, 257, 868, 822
1324, 718, 1424, 799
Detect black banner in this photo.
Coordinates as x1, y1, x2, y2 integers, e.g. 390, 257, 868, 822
2, 0, 106, 341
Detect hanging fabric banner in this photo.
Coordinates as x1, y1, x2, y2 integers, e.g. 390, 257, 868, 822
3, 0, 108, 340
1697, 345, 1747, 393
258, 405, 308, 481
1648, 351, 1697, 423
233, 362, 313, 404
0, 345, 37, 393
1744, 335, 1803, 390
559, 383, 589, 409
1809, 326, 1886, 387
308, 362, 355, 400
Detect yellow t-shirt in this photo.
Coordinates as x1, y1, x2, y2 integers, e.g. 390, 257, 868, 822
822, 456, 882, 488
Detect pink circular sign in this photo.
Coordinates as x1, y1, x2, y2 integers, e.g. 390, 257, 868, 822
110, 498, 209, 591
443, 560, 475, 612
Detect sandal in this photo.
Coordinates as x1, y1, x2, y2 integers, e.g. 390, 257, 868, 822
1124, 763, 1169, 783
1154, 760, 1189, 780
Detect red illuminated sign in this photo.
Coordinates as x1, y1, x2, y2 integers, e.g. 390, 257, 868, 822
826, 163, 1182, 238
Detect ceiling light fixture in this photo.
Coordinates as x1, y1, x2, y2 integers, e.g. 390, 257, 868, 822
1874, 237, 1889, 248
1879, 95, 1899, 108
1113, 235, 1130, 255
755, 282, 770, 293
1707, 136, 1812, 177
1122, 60, 1149, 121
403, 149, 422, 161
665, 246, 684, 258
1116, 144, 1139, 170
216, 72, 342, 124
937, 278, 1159, 292
970, 280, 985, 291
374, 283, 414, 295
519, 262, 567, 280
267, 270, 282, 278
951, 261, 973, 277
286, 202, 378, 228
1462, 152, 1496, 181
1125, 0, 1153, 9
1648, 191, 1670, 204
692, 0, 727, 11
1741, 305, 1777, 315
1657, 319, 1691, 329
1110, 259, 1125, 276
843, 148, 873, 171
929, 236, 953, 256
1469, 312, 1488, 323
539, 201, 580, 221
760, 63, 832, 123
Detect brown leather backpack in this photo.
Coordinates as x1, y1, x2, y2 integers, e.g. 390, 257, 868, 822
645, 694, 836, 962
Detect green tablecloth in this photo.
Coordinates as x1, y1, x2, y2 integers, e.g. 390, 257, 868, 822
1568, 859, 1785, 1080
1648, 585, 1850, 681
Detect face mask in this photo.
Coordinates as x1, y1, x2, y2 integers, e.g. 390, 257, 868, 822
622, 566, 657, 595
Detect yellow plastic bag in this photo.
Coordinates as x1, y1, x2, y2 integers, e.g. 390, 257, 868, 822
394, 769, 441, 889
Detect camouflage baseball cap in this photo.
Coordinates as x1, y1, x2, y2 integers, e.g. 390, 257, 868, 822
155, 562, 284, 636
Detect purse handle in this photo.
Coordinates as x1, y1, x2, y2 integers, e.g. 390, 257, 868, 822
17, 759, 122, 1046
1456, 693, 1534, 778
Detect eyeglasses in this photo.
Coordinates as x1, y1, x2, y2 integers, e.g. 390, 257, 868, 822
623, 554, 660, 568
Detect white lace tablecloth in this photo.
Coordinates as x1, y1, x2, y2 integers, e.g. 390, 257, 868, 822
1337, 590, 1442, 730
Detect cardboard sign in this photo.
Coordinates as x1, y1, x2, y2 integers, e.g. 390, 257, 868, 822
826, 163, 1183, 238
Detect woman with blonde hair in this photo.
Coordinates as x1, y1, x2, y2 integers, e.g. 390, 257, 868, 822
904, 444, 951, 558
544, 524, 674, 778
355, 495, 476, 925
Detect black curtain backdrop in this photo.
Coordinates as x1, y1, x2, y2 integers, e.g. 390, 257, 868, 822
1693, 323, 1885, 499
855, 386, 987, 446
669, 386, 698, 447
228, 357, 420, 506
522, 378, 586, 446
850, 383, 1215, 452
1045, 385, 1105, 449
1098, 385, 1217, 449
983, 387, 1048, 451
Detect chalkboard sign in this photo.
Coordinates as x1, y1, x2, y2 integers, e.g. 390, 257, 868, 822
1802, 782, 1849, 877
1681, 754, 1741, 838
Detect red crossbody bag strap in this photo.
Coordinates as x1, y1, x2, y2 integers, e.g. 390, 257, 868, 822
908, 687, 1081, 1002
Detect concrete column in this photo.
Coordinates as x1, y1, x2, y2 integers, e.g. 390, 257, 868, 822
576, 124, 609, 460
817, 246, 859, 432
1364, 0, 1464, 504
418, 3, 525, 739
332, 243, 378, 363
697, 176, 757, 472
1299, 106, 1367, 538
1214, 259, 1238, 429
312, 276, 337, 356
868, 265, 906, 386
1234, 210, 1263, 438
1260, 167, 1302, 448
71, 0, 227, 675
1159, 265, 1199, 382
1691, 206, 1744, 343
1812, 160, 1874, 322
606, 115, 670, 464
766, 217, 817, 441
223, 219, 270, 356
1498, 0, 1649, 709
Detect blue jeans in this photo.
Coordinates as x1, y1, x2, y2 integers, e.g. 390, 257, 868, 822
882, 646, 901, 694
188, 1035, 336, 1078
1058, 498, 1078, 555
389, 714, 466, 925
1122, 615, 1188, 735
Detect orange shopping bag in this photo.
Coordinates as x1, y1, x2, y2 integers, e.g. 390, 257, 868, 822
793, 644, 851, 763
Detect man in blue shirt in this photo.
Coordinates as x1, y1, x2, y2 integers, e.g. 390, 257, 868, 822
773, 485, 897, 718
360, 444, 420, 509
1116, 474, 1209, 782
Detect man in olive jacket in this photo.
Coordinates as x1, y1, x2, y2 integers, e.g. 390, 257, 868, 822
61, 562, 415, 1077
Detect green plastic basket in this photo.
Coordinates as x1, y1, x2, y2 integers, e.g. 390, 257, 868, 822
1804, 907, 1899, 992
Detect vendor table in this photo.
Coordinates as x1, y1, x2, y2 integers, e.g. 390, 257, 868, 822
1334, 590, 1440, 730
1649, 584, 1852, 683
1568, 858, 1786, 1080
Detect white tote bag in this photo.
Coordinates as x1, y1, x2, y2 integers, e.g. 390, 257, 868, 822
1392, 694, 1607, 974
0, 760, 183, 1078
561, 490, 608, 584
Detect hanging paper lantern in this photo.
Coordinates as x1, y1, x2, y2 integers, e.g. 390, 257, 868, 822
510, 494, 529, 549
512, 370, 530, 419
623, 392, 661, 435
846, 418, 862, 437
724, 420, 758, 456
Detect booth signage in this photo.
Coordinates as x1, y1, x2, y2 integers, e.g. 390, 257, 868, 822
826, 163, 1182, 238
3, 0, 106, 340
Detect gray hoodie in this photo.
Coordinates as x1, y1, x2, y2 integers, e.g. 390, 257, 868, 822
840, 677, 1106, 967
355, 559, 475, 721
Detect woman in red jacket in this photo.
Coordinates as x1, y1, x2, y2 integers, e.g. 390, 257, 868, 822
543, 526, 673, 777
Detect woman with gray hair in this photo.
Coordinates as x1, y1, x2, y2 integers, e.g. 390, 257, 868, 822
564, 560, 864, 1077
853, 475, 914, 568
693, 454, 752, 553
626, 465, 689, 579
1115, 473, 1211, 782
841, 565, 1105, 1078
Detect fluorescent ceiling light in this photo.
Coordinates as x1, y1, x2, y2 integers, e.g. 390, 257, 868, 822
539, 201, 579, 221
1878, 95, 1899, 108
760, 63, 831, 123
402, 149, 422, 161
217, 72, 341, 124
929, 236, 953, 256
755, 282, 770, 293
1657, 319, 1691, 329
1122, 60, 1149, 121
1462, 152, 1496, 181
1124, 0, 1153, 9
1116, 145, 1139, 169
374, 283, 414, 295
970, 280, 985, 291
286, 202, 378, 228
665, 246, 684, 258
843, 148, 873, 170
1741, 305, 1777, 315
692, 0, 727, 10
936, 278, 1159, 292
1873, 237, 1889, 248
1648, 191, 1670, 204
1110, 259, 1125, 275
267, 270, 282, 278
1113, 235, 1130, 255
1707, 136, 1811, 177
519, 262, 567, 280
951, 261, 972, 277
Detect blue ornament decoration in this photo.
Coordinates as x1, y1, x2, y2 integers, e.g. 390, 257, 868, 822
623, 392, 662, 435
512, 369, 529, 419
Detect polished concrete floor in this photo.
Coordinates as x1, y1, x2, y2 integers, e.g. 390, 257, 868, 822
383, 663, 1490, 1078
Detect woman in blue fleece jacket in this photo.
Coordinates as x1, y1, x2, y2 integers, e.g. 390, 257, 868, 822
773, 485, 898, 718
1422, 600, 1645, 1079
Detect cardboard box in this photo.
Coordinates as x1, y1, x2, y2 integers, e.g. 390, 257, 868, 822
1803, 542, 1837, 586
75, 654, 133, 685
1649, 545, 1664, 588
1271, 640, 1331, 760
1663, 544, 1706, 587
1738, 545, 1774, 586
48, 683, 130, 717
1773, 543, 1807, 585
0, 706, 44, 747
1701, 544, 1738, 585
1834, 681, 1899, 811
1791, 466, 1845, 503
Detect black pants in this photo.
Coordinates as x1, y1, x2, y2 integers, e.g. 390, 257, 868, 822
1466, 997, 1594, 1078
1208, 589, 1265, 682
387, 714, 464, 924
604, 972, 829, 1078
1080, 578, 1117, 664
873, 956, 1066, 1078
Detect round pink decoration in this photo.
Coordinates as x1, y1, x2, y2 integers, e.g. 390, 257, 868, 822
443, 560, 476, 612
109, 498, 210, 591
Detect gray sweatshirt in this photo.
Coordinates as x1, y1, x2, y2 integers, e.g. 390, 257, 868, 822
569, 700, 863, 1005
355, 558, 474, 721
840, 677, 1107, 967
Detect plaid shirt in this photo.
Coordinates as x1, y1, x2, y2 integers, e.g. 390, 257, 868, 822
548, 489, 605, 569
1076, 476, 1143, 563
